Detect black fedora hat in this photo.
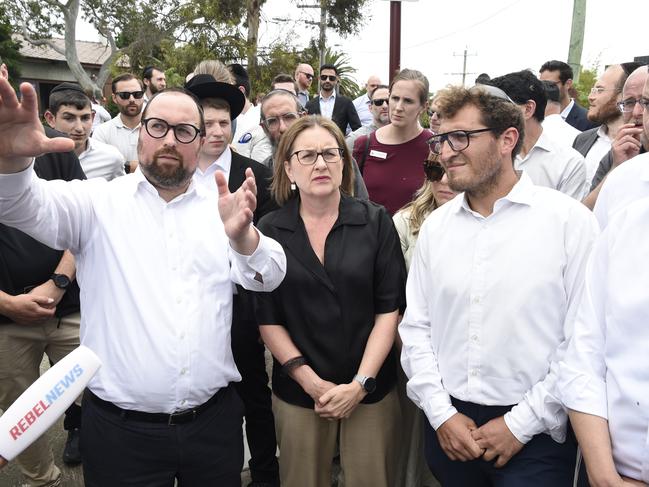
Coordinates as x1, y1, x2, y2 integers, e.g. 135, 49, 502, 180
185, 74, 245, 120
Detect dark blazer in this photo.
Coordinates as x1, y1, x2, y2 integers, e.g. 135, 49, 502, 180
306, 94, 362, 134
565, 101, 598, 132
572, 127, 600, 158
228, 150, 277, 224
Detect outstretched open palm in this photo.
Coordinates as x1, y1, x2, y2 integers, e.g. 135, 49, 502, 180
216, 167, 257, 243
0, 79, 74, 167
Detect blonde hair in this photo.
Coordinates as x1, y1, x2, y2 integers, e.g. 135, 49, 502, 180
271, 115, 355, 206
193, 60, 234, 84
400, 180, 437, 236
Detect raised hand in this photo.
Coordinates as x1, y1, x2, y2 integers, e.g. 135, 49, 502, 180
0, 79, 74, 170
216, 167, 259, 255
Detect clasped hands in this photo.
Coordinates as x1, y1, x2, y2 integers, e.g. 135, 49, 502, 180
304, 375, 366, 420
436, 413, 523, 467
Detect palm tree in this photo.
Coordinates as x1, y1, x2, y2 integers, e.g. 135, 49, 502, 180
324, 47, 361, 98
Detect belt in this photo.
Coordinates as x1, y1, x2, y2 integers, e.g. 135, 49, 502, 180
85, 386, 227, 425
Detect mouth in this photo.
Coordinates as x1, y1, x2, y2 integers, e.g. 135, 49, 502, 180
312, 176, 330, 183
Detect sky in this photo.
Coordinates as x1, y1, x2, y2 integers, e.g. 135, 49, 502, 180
77, 0, 649, 91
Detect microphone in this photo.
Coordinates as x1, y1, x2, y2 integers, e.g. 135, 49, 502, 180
0, 345, 101, 462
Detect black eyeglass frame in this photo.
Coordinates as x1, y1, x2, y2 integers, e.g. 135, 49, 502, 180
290, 147, 344, 166
427, 128, 495, 155
371, 98, 389, 107
142, 117, 203, 144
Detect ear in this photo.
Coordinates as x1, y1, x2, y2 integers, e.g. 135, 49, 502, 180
284, 159, 293, 181
522, 100, 536, 120
111, 93, 118, 104
500, 126, 519, 156
565, 79, 573, 90
44, 110, 56, 128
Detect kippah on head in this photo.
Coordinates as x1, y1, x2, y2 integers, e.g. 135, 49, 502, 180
51, 82, 88, 97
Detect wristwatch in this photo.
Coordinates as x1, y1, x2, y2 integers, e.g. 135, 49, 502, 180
353, 374, 376, 394
50, 273, 71, 290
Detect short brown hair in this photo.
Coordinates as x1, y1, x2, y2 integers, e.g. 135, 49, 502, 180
390, 69, 429, 105
111, 73, 141, 94
271, 115, 354, 206
434, 85, 525, 160
200, 97, 231, 114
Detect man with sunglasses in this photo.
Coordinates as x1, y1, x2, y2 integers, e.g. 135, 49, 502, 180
305, 64, 361, 135
346, 84, 390, 152
294, 63, 314, 107
400, 84, 598, 486
92, 73, 145, 173
353, 75, 382, 127
0, 79, 286, 486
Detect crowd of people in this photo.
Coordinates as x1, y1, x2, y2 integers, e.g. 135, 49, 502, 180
0, 52, 647, 487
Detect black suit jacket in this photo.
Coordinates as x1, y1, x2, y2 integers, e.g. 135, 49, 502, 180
565, 101, 598, 132
305, 94, 362, 134
228, 150, 277, 224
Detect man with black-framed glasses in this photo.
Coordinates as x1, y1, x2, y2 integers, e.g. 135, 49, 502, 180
306, 64, 361, 135
400, 84, 598, 486
92, 73, 144, 173
0, 81, 287, 486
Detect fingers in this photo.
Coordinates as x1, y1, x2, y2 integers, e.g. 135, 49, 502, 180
0, 78, 19, 108
18, 82, 39, 113
43, 136, 76, 155
30, 295, 55, 306
215, 170, 230, 198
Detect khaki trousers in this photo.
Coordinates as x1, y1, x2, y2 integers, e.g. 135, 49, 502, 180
273, 389, 400, 487
0, 313, 81, 487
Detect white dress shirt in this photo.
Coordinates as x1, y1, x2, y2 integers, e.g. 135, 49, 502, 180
92, 115, 141, 162
515, 129, 589, 200
558, 197, 649, 482
194, 146, 233, 191
593, 152, 649, 229
542, 113, 581, 148
353, 93, 372, 127
584, 125, 612, 184
91, 103, 112, 130
78, 138, 126, 180
233, 124, 273, 163
560, 99, 575, 119
0, 165, 286, 413
319, 91, 336, 120
399, 173, 598, 444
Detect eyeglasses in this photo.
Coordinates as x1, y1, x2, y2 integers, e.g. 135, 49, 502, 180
423, 159, 445, 182
427, 128, 494, 155
263, 112, 300, 130
299, 72, 314, 80
115, 90, 145, 100
320, 75, 337, 82
291, 147, 343, 165
371, 98, 389, 107
618, 98, 649, 113
427, 109, 439, 118
142, 118, 202, 144
590, 87, 616, 95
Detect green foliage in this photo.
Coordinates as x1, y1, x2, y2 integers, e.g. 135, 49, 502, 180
0, 5, 22, 84
574, 66, 597, 108
326, 0, 372, 37
324, 48, 361, 98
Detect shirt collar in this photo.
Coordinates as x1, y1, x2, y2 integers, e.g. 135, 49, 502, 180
114, 115, 141, 130
453, 172, 535, 216
516, 129, 553, 163
196, 147, 232, 177
131, 166, 206, 201
596, 124, 611, 141
560, 99, 575, 119
273, 193, 367, 231
78, 137, 96, 158
320, 91, 336, 102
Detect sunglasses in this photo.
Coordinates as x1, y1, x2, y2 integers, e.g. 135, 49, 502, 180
299, 71, 314, 80
371, 98, 389, 107
115, 91, 145, 100
423, 159, 445, 182
320, 75, 337, 82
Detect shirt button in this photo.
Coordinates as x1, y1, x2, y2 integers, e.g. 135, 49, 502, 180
176, 297, 182, 304
180, 368, 187, 375
470, 369, 478, 377
471, 334, 478, 342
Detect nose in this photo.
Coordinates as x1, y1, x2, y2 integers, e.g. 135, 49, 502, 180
161, 128, 177, 146
632, 100, 644, 120
441, 171, 449, 184
313, 152, 328, 169
438, 140, 455, 164
278, 117, 289, 134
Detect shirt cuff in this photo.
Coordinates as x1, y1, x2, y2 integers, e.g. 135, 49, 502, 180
504, 400, 545, 444
558, 364, 608, 420
422, 399, 458, 431
0, 160, 35, 199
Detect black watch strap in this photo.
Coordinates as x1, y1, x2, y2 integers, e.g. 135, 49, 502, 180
50, 273, 71, 290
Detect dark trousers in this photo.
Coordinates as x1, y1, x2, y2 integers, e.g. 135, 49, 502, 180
80, 385, 244, 487
231, 291, 280, 484
424, 397, 578, 487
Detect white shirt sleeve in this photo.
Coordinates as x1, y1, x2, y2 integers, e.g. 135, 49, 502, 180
228, 227, 286, 292
399, 225, 458, 430
559, 151, 590, 200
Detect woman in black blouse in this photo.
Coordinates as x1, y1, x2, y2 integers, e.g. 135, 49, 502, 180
256, 116, 406, 487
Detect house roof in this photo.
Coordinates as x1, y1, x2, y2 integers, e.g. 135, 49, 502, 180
15, 35, 125, 66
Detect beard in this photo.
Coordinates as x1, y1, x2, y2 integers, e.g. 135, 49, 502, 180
150, 83, 162, 95
139, 146, 194, 190
445, 148, 503, 198
588, 96, 620, 124
119, 102, 142, 117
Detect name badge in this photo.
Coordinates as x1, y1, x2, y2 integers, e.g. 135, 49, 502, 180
370, 149, 387, 159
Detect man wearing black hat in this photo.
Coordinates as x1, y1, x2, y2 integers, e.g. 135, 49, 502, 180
0, 68, 86, 485
185, 74, 280, 487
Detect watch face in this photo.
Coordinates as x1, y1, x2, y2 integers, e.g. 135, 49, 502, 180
52, 274, 70, 289
364, 377, 377, 394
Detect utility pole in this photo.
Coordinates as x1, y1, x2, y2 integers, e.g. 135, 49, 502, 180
296, 1, 328, 91
388, 1, 401, 83
447, 48, 476, 86
567, 0, 587, 83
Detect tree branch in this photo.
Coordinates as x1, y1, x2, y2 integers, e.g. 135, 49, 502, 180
20, 26, 66, 55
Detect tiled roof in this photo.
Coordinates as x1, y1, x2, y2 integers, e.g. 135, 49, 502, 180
15, 35, 120, 66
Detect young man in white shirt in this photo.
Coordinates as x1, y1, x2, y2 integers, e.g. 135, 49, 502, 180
0, 79, 286, 486
45, 83, 125, 180
399, 84, 598, 486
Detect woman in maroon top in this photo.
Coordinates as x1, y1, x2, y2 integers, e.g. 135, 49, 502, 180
353, 69, 432, 215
